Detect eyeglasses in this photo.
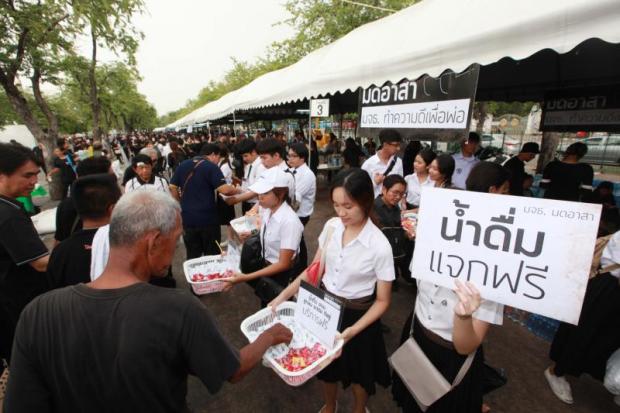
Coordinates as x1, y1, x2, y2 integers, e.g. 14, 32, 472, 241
387, 189, 406, 198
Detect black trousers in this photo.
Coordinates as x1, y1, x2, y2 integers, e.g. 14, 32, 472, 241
183, 225, 221, 260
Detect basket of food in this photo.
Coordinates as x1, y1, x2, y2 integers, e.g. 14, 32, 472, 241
183, 255, 236, 295
240, 302, 344, 386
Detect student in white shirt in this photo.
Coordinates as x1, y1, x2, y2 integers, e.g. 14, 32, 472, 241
404, 148, 436, 208
226, 167, 303, 307
361, 129, 404, 198
217, 145, 236, 227
124, 154, 170, 194
236, 139, 262, 214
286, 142, 317, 268
226, 138, 293, 208
393, 162, 509, 413
451, 132, 481, 189
429, 154, 456, 189
271, 168, 394, 413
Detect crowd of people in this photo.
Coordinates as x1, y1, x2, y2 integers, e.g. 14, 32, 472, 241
0, 126, 618, 412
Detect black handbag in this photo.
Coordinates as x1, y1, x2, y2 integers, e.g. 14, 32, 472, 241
240, 230, 285, 304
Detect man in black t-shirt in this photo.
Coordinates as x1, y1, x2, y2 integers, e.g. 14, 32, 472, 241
0, 143, 50, 364
48, 174, 121, 289
54, 156, 112, 245
504, 142, 540, 196
5, 189, 292, 412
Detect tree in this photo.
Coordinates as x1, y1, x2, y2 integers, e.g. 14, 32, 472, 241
0, 0, 75, 183
69, 0, 144, 144
64, 58, 156, 132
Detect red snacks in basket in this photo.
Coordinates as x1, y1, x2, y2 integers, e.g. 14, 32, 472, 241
191, 269, 234, 282
276, 343, 327, 372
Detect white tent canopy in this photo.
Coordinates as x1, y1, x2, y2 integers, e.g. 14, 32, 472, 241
0, 124, 37, 148
167, 0, 620, 128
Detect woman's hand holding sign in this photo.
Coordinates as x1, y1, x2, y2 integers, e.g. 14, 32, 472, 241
453, 280, 482, 319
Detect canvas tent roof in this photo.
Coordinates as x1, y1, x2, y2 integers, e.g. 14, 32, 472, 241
0, 124, 37, 148
167, 0, 620, 128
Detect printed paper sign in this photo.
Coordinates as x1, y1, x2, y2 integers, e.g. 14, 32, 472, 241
411, 188, 602, 324
295, 281, 343, 349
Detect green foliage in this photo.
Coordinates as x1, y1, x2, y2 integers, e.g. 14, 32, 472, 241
63, 56, 157, 131
160, 0, 418, 125
485, 101, 536, 117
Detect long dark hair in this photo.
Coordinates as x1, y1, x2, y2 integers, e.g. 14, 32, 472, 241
330, 168, 378, 225
466, 162, 510, 193
434, 154, 455, 187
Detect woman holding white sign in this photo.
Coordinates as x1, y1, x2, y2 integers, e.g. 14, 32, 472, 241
392, 162, 508, 413
270, 168, 394, 413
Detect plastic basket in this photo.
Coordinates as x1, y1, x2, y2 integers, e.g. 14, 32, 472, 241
240, 301, 344, 386
183, 255, 235, 295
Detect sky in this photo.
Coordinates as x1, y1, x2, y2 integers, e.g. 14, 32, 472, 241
80, 0, 293, 116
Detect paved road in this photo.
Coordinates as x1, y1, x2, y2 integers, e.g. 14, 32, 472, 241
177, 179, 618, 413
36, 176, 619, 413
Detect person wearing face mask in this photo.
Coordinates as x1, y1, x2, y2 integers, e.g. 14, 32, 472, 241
225, 167, 304, 307
270, 168, 395, 413
361, 129, 404, 198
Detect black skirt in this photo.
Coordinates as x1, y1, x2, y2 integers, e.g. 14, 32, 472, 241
550, 272, 620, 380
392, 313, 485, 413
317, 306, 391, 395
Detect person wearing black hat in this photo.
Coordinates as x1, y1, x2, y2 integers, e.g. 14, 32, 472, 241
504, 142, 540, 196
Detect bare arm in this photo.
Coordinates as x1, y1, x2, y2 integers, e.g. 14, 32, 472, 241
269, 248, 322, 307
169, 184, 180, 201
28, 255, 49, 272
228, 323, 292, 383
451, 280, 491, 355
339, 280, 392, 342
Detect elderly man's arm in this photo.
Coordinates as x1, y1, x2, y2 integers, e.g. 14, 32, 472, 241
228, 323, 292, 383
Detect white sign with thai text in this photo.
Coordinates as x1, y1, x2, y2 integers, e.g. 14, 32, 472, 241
360, 98, 471, 129
295, 282, 342, 349
411, 188, 602, 324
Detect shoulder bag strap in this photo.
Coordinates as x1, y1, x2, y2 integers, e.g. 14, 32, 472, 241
315, 225, 335, 286
180, 159, 205, 199
383, 157, 398, 176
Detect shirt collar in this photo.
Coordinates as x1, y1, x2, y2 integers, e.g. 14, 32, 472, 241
333, 217, 374, 249
265, 202, 292, 225
0, 194, 21, 209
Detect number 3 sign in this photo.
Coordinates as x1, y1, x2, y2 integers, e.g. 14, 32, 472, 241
310, 99, 330, 117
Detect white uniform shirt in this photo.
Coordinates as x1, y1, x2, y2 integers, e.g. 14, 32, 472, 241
289, 163, 316, 218
404, 173, 434, 206
90, 224, 109, 281
601, 230, 620, 278
361, 153, 404, 197
319, 217, 395, 299
259, 202, 303, 264
452, 152, 480, 189
242, 157, 262, 204
220, 162, 234, 185
124, 176, 170, 194
414, 280, 504, 342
